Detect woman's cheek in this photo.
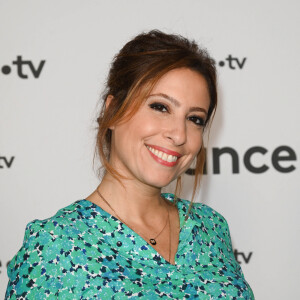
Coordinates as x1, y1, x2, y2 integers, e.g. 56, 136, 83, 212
189, 129, 203, 151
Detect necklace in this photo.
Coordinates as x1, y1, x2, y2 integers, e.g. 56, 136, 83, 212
96, 189, 169, 246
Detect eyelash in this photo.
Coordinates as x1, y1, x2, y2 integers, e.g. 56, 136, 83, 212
149, 102, 205, 127
149, 102, 169, 113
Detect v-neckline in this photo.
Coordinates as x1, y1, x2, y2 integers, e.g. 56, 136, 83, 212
81, 194, 187, 266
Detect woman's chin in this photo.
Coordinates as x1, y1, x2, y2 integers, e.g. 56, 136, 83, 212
142, 175, 177, 190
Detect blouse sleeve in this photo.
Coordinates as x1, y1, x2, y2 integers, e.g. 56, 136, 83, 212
193, 202, 247, 277
220, 215, 245, 274
5, 220, 63, 299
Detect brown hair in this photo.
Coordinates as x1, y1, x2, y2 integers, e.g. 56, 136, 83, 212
96, 30, 217, 202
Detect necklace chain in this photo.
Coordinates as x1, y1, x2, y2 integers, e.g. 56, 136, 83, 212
96, 188, 172, 263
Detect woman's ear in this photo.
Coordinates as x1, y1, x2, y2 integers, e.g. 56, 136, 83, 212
106, 95, 115, 130
105, 95, 114, 110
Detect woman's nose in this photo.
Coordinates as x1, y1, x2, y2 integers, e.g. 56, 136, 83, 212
163, 120, 187, 146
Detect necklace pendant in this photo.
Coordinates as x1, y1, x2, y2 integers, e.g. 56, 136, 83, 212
149, 238, 157, 245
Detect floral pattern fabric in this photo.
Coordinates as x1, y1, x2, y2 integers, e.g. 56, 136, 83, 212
6, 193, 254, 299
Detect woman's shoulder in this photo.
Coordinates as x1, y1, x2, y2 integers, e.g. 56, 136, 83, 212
162, 192, 228, 224
6, 200, 93, 299
162, 193, 231, 240
18, 199, 97, 251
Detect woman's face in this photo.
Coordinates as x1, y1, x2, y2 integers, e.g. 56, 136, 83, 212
109, 68, 210, 189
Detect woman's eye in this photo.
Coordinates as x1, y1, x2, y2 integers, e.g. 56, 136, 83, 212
188, 116, 205, 127
149, 103, 169, 113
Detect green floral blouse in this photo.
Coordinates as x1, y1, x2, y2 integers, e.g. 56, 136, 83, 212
6, 193, 254, 299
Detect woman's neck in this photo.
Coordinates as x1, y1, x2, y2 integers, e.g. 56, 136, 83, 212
88, 173, 167, 224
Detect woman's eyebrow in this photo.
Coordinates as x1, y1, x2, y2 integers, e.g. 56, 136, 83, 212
148, 93, 208, 115
149, 93, 181, 107
189, 107, 208, 115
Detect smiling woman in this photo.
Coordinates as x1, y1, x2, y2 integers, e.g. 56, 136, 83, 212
6, 30, 254, 299
106, 68, 210, 191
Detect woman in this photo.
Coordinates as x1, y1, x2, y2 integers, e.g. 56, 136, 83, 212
6, 30, 254, 299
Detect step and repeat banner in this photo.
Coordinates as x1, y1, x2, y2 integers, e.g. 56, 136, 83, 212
1, 1, 299, 299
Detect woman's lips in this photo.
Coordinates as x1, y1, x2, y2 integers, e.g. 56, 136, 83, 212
145, 144, 181, 167
146, 144, 182, 157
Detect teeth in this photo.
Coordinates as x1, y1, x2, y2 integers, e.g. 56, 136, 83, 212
147, 146, 178, 163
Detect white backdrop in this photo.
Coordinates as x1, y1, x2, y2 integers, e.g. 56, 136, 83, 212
1, 1, 299, 299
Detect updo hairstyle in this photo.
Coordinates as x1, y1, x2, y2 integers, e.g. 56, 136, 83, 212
96, 30, 217, 199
